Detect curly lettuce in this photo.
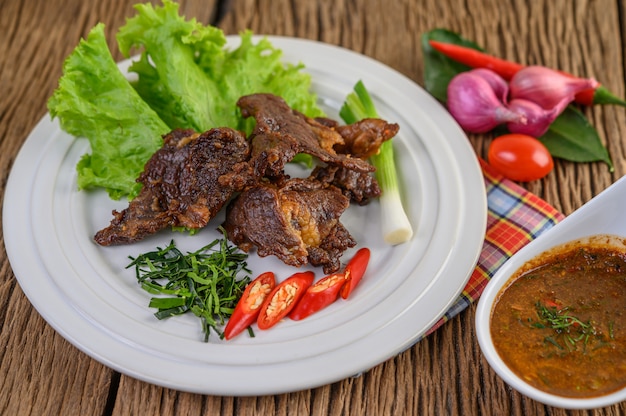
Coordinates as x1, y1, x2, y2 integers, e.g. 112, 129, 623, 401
48, 23, 168, 199
48, 0, 323, 200
117, 0, 226, 132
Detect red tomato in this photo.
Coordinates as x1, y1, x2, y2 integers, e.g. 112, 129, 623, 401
257, 271, 315, 330
488, 134, 553, 182
224, 272, 276, 340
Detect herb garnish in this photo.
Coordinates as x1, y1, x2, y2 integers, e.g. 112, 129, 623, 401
127, 229, 251, 342
532, 301, 599, 352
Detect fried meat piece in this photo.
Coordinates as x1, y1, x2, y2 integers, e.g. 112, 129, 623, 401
94, 127, 250, 245
307, 119, 398, 205
310, 165, 381, 205
224, 94, 376, 188
315, 119, 397, 205
334, 118, 399, 159
222, 178, 355, 273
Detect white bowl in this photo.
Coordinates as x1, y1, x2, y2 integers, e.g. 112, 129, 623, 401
476, 174, 626, 409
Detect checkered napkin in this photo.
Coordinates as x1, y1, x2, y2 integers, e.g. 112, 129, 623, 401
423, 158, 565, 338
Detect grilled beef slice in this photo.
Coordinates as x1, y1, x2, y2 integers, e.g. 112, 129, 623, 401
310, 165, 381, 205
94, 127, 249, 245
313, 118, 397, 204
222, 177, 355, 274
334, 118, 399, 159
221, 93, 377, 189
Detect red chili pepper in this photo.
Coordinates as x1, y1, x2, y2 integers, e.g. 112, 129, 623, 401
570, 83, 596, 106
429, 40, 523, 80
428, 40, 597, 106
223, 272, 276, 340
289, 272, 346, 321
257, 271, 315, 330
340, 248, 371, 299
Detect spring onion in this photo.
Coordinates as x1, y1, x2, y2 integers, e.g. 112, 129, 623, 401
126, 229, 251, 342
340, 81, 413, 245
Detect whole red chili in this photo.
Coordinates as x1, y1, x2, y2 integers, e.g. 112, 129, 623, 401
429, 40, 523, 80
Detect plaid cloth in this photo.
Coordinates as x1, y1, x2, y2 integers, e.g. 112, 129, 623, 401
423, 158, 565, 337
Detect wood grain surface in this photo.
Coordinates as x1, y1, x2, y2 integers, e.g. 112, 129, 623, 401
2, 0, 626, 414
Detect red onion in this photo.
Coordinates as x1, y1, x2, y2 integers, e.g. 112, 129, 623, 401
506, 98, 569, 137
470, 68, 510, 103
447, 71, 526, 134
509, 66, 599, 110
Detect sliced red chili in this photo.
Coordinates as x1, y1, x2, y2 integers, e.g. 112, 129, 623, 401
223, 272, 276, 340
543, 299, 560, 309
289, 272, 346, 321
257, 271, 315, 330
340, 248, 371, 299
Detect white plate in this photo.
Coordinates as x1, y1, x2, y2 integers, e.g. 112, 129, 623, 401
3, 36, 486, 396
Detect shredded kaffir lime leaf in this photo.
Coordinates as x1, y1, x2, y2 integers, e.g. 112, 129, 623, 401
127, 229, 251, 342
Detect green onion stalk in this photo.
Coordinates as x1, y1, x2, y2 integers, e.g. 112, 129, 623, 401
340, 81, 413, 245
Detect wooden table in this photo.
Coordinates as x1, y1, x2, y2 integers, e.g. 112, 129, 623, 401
2, 0, 625, 414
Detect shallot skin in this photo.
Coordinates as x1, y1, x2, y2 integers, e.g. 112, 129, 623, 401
447, 71, 525, 134
509, 66, 599, 110
506, 97, 569, 137
470, 68, 510, 103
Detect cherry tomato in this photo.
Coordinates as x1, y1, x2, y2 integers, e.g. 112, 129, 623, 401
487, 134, 553, 182
224, 272, 276, 340
340, 247, 371, 299
257, 271, 315, 330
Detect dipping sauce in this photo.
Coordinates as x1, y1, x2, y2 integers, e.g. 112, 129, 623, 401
491, 235, 626, 398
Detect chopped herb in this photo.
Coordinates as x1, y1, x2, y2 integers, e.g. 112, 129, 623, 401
533, 301, 600, 353
127, 228, 251, 342
610, 321, 616, 339
544, 336, 564, 350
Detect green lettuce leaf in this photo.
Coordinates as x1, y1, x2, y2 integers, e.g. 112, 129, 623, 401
118, 1, 324, 134
117, 0, 226, 131
48, 0, 324, 200
215, 32, 325, 133
48, 23, 168, 199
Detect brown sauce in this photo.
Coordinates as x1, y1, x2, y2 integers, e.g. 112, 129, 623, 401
490, 235, 626, 398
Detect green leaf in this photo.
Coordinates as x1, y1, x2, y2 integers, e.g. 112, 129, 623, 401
119, 2, 324, 134
421, 28, 481, 102
117, 0, 227, 132
154, 305, 190, 319
540, 106, 614, 171
47, 23, 168, 199
149, 296, 187, 309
